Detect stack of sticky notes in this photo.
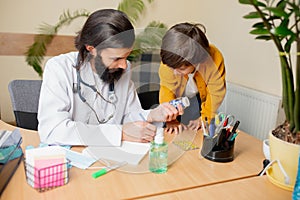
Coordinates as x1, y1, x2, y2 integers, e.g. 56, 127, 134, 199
25, 146, 68, 190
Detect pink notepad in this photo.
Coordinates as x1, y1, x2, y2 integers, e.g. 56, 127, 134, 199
33, 156, 67, 188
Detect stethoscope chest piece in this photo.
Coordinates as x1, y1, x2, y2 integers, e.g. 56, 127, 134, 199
108, 91, 117, 104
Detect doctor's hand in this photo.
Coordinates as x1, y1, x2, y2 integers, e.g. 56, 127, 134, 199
147, 102, 184, 122
122, 121, 156, 143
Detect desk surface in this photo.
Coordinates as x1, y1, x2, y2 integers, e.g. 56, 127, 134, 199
0, 120, 265, 200
140, 176, 292, 200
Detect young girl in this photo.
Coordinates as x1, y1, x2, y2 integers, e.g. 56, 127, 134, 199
159, 22, 226, 133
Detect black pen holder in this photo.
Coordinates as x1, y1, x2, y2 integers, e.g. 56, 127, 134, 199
201, 129, 235, 162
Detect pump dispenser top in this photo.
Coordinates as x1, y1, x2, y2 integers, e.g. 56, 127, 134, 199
154, 128, 164, 144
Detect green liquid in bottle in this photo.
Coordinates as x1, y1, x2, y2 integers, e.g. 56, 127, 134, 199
149, 141, 168, 174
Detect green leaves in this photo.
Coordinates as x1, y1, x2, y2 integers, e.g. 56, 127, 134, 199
118, 0, 145, 24
136, 21, 167, 48
238, 0, 256, 5
239, 0, 300, 134
250, 28, 269, 35
117, 0, 166, 61
265, 7, 289, 18
25, 9, 90, 77
243, 11, 262, 19
242, 0, 298, 40
284, 34, 296, 52
25, 1, 165, 77
270, 25, 294, 36
129, 21, 167, 61
255, 35, 272, 40
57, 10, 90, 27
239, 0, 266, 6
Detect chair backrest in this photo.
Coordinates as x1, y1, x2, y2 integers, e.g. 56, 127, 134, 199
131, 51, 161, 93
8, 80, 42, 130
137, 83, 160, 109
131, 51, 161, 109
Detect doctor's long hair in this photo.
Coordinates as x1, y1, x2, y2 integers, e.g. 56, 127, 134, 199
74, 9, 135, 70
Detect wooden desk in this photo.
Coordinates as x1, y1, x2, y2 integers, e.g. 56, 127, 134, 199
0, 120, 265, 199
140, 176, 292, 200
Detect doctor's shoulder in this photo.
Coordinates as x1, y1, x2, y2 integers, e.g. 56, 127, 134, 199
45, 52, 78, 72
44, 52, 78, 76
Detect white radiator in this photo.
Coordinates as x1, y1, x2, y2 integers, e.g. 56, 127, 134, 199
218, 82, 282, 141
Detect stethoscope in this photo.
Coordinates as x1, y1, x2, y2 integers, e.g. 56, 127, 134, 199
73, 69, 117, 124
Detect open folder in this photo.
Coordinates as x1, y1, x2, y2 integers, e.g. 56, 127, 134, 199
83, 141, 150, 165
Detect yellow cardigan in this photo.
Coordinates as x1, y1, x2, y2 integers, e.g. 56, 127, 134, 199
158, 44, 226, 122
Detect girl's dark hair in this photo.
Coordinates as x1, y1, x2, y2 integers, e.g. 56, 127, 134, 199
160, 22, 210, 69
74, 9, 135, 69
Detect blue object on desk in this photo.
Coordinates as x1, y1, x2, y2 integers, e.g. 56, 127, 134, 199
0, 145, 23, 164
293, 152, 300, 199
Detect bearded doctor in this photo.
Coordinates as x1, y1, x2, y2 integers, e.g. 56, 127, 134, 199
37, 9, 183, 146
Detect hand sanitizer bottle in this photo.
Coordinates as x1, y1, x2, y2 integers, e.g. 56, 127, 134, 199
149, 128, 168, 174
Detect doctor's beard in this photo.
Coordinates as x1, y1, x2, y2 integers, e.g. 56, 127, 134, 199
94, 55, 124, 84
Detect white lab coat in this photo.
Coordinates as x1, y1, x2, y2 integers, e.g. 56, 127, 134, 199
38, 52, 150, 146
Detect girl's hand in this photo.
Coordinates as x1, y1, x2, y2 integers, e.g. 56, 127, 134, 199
187, 118, 202, 131
165, 120, 187, 134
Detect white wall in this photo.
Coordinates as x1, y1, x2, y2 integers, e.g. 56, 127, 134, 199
0, 0, 282, 123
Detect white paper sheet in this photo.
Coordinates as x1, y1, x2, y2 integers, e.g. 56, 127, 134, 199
83, 141, 150, 165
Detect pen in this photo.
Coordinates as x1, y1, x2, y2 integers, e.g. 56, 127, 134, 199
139, 113, 147, 121
92, 161, 127, 179
227, 120, 240, 140
229, 132, 239, 141
231, 120, 240, 134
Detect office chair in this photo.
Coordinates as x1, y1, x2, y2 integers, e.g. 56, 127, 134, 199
8, 80, 42, 130
130, 52, 161, 110
137, 83, 160, 109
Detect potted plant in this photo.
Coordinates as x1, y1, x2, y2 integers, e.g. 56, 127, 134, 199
239, 0, 299, 191
25, 0, 167, 77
